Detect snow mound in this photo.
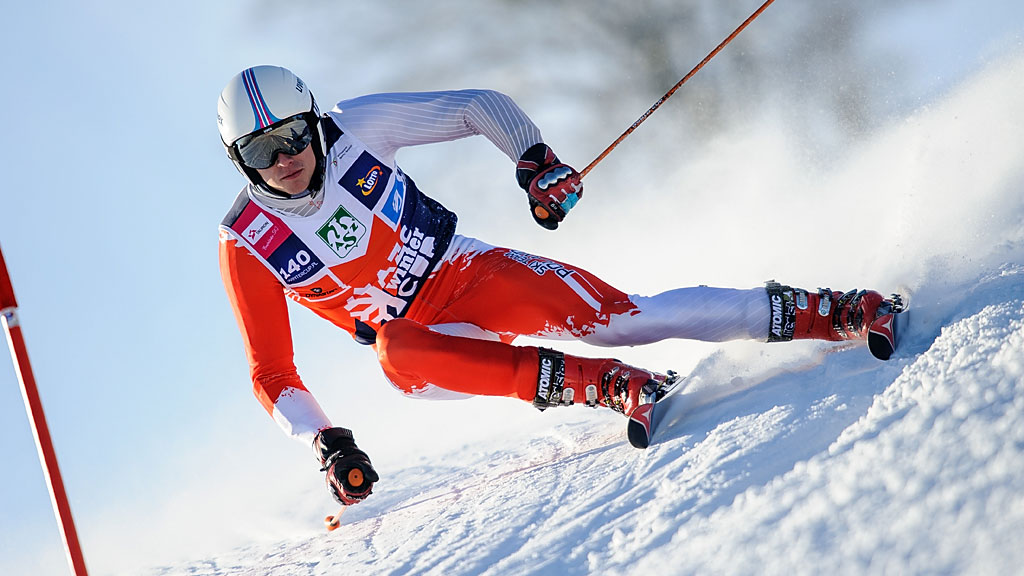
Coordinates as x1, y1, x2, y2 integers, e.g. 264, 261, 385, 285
650, 269, 1024, 576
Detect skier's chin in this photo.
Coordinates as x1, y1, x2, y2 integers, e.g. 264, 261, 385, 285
273, 169, 311, 196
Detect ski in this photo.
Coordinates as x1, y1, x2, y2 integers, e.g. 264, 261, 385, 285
627, 371, 684, 449
868, 294, 907, 361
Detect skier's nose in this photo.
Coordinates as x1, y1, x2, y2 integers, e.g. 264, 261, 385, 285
275, 152, 297, 168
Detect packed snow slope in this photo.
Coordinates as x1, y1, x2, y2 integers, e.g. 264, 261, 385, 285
149, 54, 1024, 575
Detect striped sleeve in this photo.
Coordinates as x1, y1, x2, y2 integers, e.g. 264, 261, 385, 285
332, 89, 544, 162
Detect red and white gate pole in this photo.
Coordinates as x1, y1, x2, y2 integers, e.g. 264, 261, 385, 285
0, 244, 89, 576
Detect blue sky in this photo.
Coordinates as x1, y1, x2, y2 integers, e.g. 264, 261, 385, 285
0, 2, 289, 572
1, 1, 1022, 574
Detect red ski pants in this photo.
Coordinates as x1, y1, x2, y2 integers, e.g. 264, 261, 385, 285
374, 236, 769, 401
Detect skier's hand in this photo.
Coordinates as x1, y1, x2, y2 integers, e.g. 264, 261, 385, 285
313, 428, 380, 506
516, 143, 583, 230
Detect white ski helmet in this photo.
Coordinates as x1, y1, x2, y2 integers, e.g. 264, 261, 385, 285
217, 65, 326, 196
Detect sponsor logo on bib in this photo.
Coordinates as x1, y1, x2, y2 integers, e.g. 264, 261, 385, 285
339, 151, 393, 210
316, 205, 366, 259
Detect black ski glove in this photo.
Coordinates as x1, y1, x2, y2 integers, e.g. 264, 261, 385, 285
516, 143, 583, 230
313, 427, 379, 506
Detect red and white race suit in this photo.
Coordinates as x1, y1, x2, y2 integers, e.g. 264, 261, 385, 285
219, 90, 769, 443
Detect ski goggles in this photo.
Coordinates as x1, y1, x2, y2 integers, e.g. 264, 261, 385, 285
232, 114, 315, 170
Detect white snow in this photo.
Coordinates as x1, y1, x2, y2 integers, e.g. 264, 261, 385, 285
144, 51, 1024, 576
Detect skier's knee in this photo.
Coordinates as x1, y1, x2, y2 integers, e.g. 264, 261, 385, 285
376, 318, 426, 378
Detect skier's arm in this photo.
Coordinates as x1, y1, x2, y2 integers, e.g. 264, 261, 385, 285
218, 230, 332, 444
333, 89, 544, 163
335, 89, 583, 227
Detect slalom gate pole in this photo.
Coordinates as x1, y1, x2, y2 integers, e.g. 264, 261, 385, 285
579, 0, 776, 180
0, 244, 90, 576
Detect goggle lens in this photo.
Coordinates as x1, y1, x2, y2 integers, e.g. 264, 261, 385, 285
234, 116, 313, 170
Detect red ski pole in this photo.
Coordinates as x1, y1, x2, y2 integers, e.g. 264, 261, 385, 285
579, 0, 776, 180
1, 244, 89, 576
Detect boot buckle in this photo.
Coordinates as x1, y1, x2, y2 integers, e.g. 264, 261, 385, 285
816, 288, 833, 317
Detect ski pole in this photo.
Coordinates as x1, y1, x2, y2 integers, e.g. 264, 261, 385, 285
1, 244, 90, 576
323, 467, 366, 531
579, 0, 777, 180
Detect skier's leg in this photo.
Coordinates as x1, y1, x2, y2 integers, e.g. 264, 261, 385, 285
375, 318, 665, 416
582, 286, 769, 346
616, 283, 900, 348
375, 318, 537, 400
410, 237, 899, 351
394, 238, 901, 408
407, 238, 637, 342
409, 238, 769, 346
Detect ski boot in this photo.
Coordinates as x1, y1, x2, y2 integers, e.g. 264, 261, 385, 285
530, 348, 672, 416
765, 282, 906, 360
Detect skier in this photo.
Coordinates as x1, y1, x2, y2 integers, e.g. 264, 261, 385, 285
216, 65, 902, 507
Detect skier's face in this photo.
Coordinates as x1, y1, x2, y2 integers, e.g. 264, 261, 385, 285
255, 144, 315, 196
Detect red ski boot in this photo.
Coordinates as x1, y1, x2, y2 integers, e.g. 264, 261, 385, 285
531, 348, 669, 416
765, 282, 905, 359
